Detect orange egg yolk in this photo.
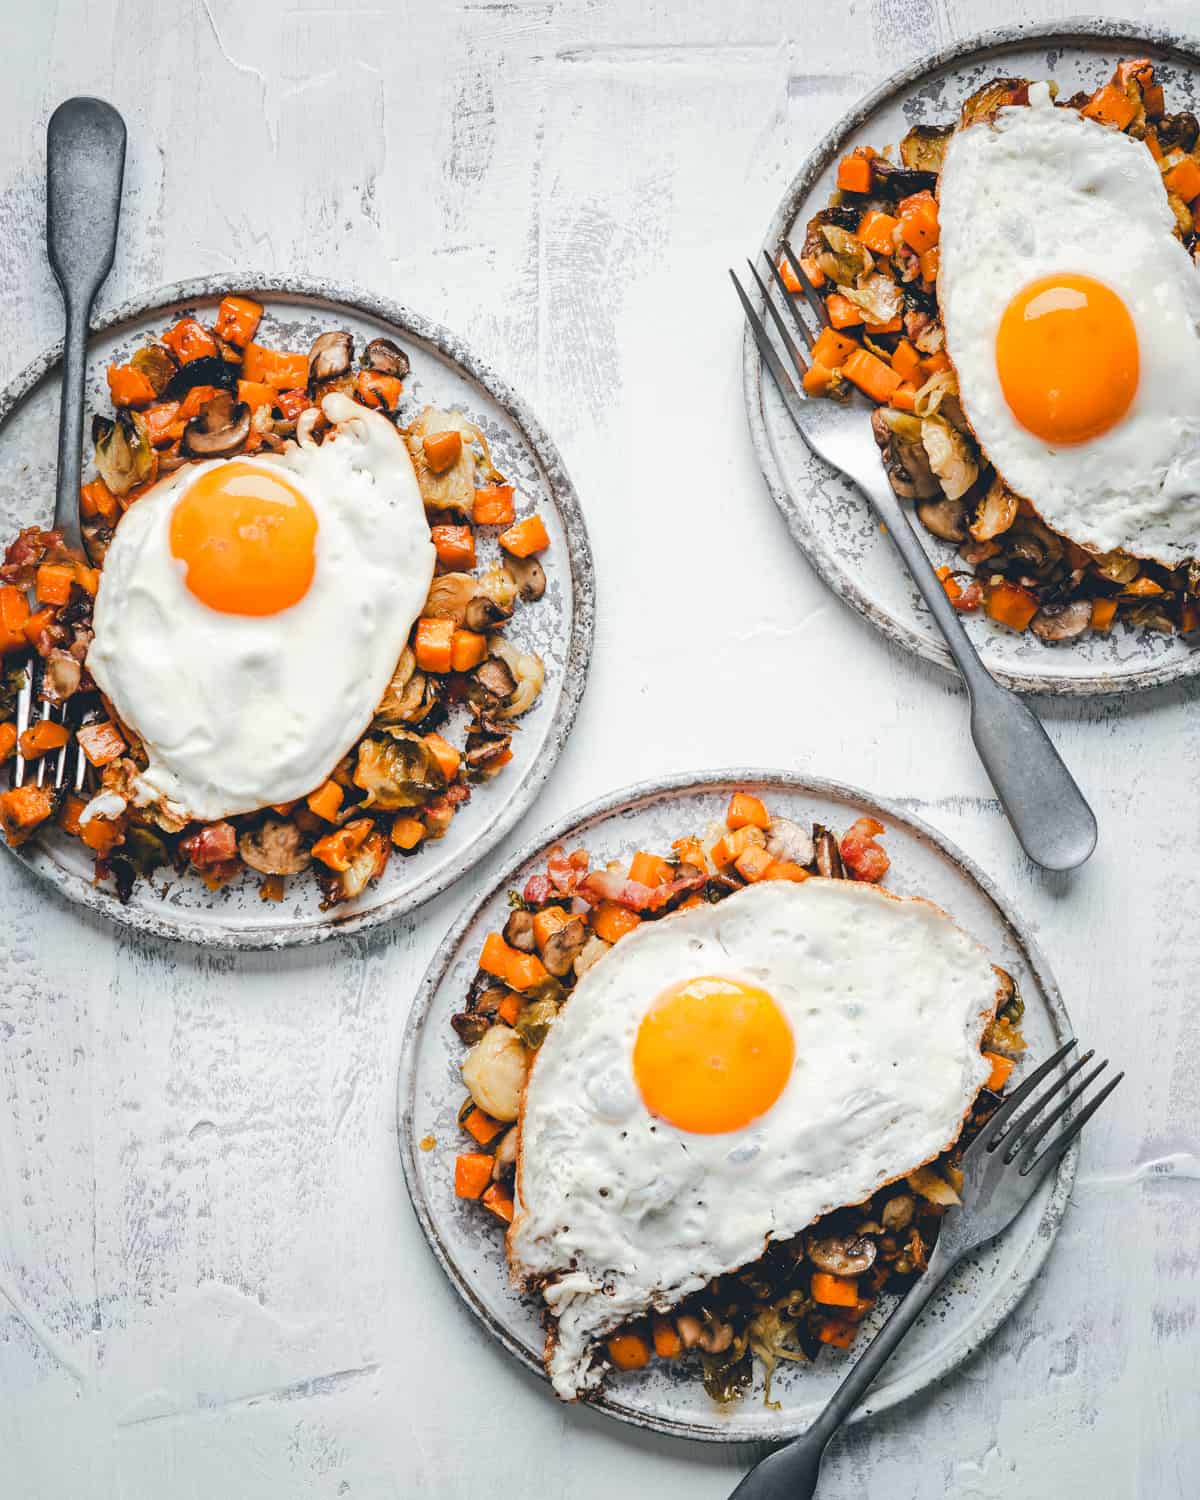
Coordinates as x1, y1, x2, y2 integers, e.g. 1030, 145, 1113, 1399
169, 461, 318, 616
632, 975, 795, 1135
995, 272, 1139, 445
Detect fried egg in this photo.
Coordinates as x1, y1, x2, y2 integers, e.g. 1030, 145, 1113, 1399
507, 878, 1002, 1399
937, 83, 1200, 564
87, 393, 434, 821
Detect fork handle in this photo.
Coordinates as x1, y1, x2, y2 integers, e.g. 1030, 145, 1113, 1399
729, 1254, 953, 1500
46, 97, 126, 551
858, 471, 1097, 873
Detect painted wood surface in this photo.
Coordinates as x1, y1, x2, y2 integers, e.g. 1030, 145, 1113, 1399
1, 1, 1196, 1495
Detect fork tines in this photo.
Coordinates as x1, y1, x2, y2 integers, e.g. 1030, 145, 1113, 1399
976, 1037, 1124, 1182
729, 240, 831, 402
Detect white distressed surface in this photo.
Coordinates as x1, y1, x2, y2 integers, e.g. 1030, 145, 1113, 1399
1, 1, 1197, 1495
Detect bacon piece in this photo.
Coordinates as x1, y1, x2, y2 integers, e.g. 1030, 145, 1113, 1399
181, 820, 239, 868
523, 873, 554, 905
547, 844, 589, 895
578, 867, 707, 913
839, 817, 890, 884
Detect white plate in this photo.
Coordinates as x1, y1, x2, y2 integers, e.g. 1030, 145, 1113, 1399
745, 21, 1200, 697
0, 276, 593, 948
398, 770, 1075, 1442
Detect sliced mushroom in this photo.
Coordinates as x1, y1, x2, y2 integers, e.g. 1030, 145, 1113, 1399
183, 390, 251, 458
465, 594, 512, 632
541, 917, 586, 978
813, 825, 845, 880
507, 553, 546, 602
489, 637, 544, 717
881, 1194, 915, 1232
766, 816, 814, 868
237, 817, 312, 876
474, 655, 517, 701
1030, 599, 1093, 642
423, 572, 477, 624
806, 1233, 877, 1277
503, 908, 535, 952
873, 408, 939, 502
465, 714, 514, 773
165, 355, 237, 399
915, 496, 967, 542
870, 155, 938, 198
364, 337, 411, 379
308, 330, 353, 382
969, 476, 1018, 542
461, 1024, 529, 1122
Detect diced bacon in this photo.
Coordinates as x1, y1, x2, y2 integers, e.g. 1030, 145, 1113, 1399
839, 817, 890, 884
578, 868, 707, 913
547, 844, 589, 895
523, 873, 553, 905
181, 820, 239, 868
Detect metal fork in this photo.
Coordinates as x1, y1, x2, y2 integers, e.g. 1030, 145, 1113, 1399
728, 1038, 1122, 1500
732, 247, 1098, 873
12, 99, 125, 794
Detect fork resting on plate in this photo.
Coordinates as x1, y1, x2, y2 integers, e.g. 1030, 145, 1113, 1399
728, 1037, 1122, 1500
733, 246, 1098, 873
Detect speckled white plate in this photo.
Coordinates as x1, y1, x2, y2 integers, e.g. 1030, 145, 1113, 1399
0, 277, 593, 948
397, 770, 1075, 1442
745, 21, 1200, 697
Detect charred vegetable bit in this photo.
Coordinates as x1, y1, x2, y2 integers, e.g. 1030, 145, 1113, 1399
448, 792, 1025, 1405
0, 297, 553, 902
796, 58, 1200, 638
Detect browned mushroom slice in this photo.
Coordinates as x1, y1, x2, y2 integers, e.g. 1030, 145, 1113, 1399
541, 917, 586, 978
473, 655, 517, 702
464, 594, 513, 631
869, 156, 937, 199
309, 330, 353, 383
1030, 600, 1093, 642
451, 1010, 490, 1046
183, 390, 251, 458
166, 355, 237, 399
880, 1194, 915, 1231
502, 908, 535, 952
364, 337, 411, 379
507, 553, 546, 602
805, 1233, 877, 1276
238, 817, 312, 876
465, 712, 513, 772
812, 825, 845, 879
915, 496, 967, 542
872, 409, 939, 502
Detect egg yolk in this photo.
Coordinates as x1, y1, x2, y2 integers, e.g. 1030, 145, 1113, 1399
632, 975, 794, 1135
169, 461, 318, 616
995, 272, 1139, 445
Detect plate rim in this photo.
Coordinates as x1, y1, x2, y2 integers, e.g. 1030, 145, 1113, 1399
0, 273, 595, 949
396, 766, 1076, 1443
743, 17, 1200, 698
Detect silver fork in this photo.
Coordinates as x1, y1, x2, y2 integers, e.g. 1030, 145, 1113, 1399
729, 1037, 1122, 1500
12, 99, 125, 795
732, 247, 1098, 873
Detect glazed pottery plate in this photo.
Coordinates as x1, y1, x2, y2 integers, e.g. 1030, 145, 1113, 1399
0, 276, 593, 948
745, 22, 1200, 697
398, 770, 1075, 1442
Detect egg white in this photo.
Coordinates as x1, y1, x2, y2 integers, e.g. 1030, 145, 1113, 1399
508, 878, 1001, 1400
87, 393, 435, 822
938, 84, 1200, 565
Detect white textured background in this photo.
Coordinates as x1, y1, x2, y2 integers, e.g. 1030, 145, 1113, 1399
1, 1, 1197, 1496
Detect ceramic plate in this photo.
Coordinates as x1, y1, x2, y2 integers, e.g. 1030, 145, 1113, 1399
0, 276, 593, 948
744, 21, 1200, 697
398, 770, 1075, 1442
